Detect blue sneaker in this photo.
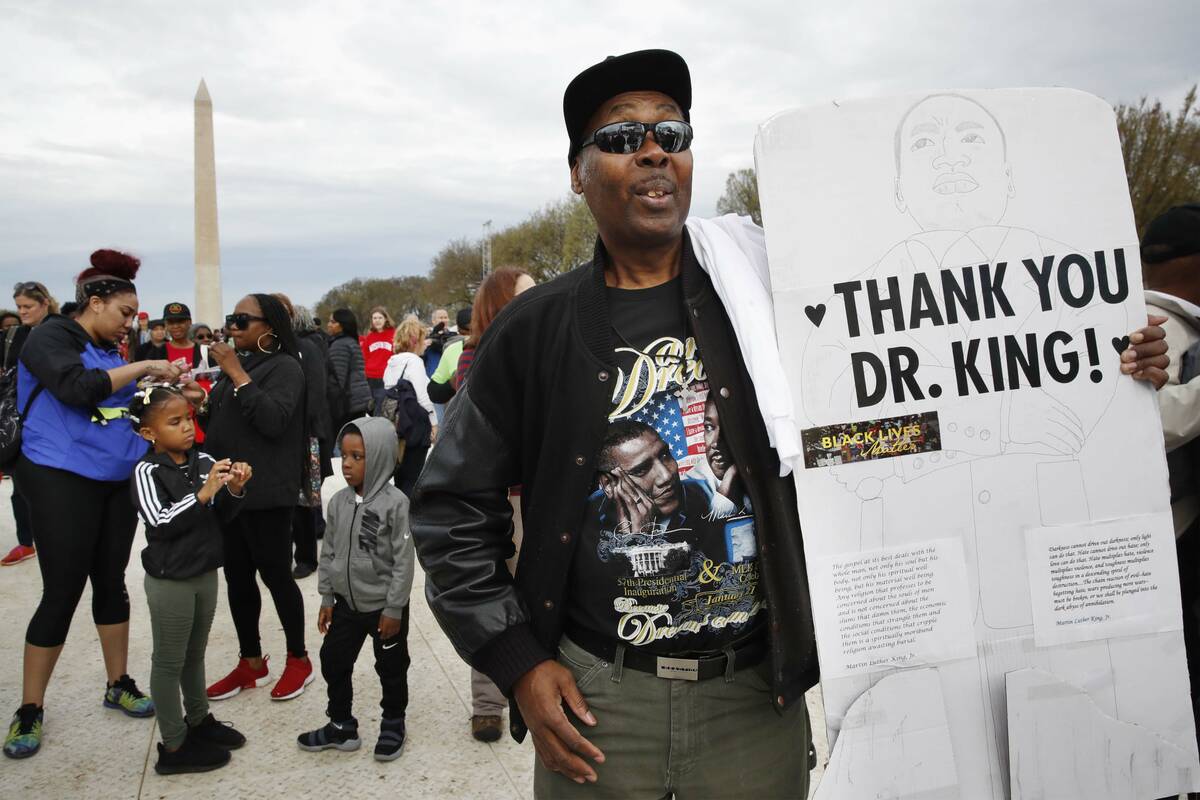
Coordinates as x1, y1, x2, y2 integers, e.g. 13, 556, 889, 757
103, 675, 155, 718
3, 704, 43, 759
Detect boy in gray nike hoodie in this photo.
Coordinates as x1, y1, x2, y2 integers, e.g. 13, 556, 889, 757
297, 417, 414, 762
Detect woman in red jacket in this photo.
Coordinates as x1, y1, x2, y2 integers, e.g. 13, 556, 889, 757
360, 306, 394, 416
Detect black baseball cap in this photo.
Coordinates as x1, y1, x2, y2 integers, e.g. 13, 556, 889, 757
162, 302, 192, 321
1141, 203, 1200, 264
563, 49, 691, 165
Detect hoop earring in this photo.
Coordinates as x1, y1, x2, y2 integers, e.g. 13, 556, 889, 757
257, 332, 278, 354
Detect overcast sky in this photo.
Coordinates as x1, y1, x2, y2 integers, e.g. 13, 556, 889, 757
1, 0, 1196, 319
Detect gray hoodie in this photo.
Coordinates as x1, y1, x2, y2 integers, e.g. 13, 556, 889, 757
319, 416, 414, 617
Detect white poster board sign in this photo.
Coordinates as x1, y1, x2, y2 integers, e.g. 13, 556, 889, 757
755, 89, 1200, 799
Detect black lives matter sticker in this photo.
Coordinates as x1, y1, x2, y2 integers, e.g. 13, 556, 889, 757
801, 411, 941, 469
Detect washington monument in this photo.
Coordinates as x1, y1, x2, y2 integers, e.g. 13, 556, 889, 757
194, 79, 222, 327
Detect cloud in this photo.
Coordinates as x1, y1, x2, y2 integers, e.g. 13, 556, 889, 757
0, 0, 1195, 316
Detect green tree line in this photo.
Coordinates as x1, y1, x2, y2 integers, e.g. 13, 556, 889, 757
315, 195, 596, 324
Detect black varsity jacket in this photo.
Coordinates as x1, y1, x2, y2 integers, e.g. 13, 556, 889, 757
411, 233, 819, 740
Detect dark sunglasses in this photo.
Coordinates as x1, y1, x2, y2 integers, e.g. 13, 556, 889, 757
225, 313, 266, 330
194, 331, 214, 341
580, 120, 693, 155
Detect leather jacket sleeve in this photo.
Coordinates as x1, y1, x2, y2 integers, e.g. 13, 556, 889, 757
411, 384, 553, 694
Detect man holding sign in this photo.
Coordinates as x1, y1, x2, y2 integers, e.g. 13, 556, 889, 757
412, 50, 821, 798
412, 56, 1172, 800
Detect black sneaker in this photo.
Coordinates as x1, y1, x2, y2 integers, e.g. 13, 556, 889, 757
186, 713, 246, 750
297, 718, 360, 752
292, 563, 315, 579
374, 716, 405, 762
154, 739, 231, 775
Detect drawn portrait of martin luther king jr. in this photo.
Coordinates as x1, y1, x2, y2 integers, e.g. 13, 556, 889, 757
801, 92, 1127, 631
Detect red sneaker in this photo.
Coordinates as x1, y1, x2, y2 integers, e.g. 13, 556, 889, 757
0, 545, 36, 566
270, 654, 314, 701
206, 656, 270, 700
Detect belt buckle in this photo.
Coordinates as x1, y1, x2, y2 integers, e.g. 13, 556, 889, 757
656, 656, 699, 681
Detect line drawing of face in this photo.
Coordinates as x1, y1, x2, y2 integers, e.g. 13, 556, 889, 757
602, 429, 682, 518
894, 94, 1014, 232
703, 396, 730, 480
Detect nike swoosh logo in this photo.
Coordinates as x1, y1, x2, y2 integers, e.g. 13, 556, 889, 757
382, 642, 399, 650
331, 723, 343, 730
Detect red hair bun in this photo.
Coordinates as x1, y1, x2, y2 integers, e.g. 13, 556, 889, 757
76, 249, 141, 284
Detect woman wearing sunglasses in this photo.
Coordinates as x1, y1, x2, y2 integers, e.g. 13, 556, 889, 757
6, 251, 190, 759
190, 324, 214, 344
2, 281, 59, 567
202, 294, 313, 702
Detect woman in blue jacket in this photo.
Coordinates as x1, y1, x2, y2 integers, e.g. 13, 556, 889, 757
4, 250, 190, 759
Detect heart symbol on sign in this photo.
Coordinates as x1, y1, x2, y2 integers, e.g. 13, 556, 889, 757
805, 304, 827, 327
1111, 335, 1130, 353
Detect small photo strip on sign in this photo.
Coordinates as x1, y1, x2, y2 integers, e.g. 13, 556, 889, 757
801, 411, 941, 469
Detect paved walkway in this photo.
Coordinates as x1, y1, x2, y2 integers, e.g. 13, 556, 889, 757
0, 470, 827, 798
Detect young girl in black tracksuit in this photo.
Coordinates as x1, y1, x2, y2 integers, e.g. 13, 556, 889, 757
130, 385, 251, 774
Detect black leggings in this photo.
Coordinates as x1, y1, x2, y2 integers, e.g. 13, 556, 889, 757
10, 476, 33, 548
292, 505, 320, 569
222, 506, 306, 659
16, 456, 137, 648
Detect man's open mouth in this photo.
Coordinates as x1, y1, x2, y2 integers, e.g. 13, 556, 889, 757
634, 178, 675, 201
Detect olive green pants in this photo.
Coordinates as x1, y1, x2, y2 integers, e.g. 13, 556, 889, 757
534, 636, 810, 799
145, 570, 218, 749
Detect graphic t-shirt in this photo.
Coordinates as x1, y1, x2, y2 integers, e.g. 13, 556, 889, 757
167, 342, 209, 444
568, 277, 764, 656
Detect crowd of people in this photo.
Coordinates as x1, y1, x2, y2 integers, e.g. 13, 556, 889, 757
0, 253, 529, 774
0, 46, 1195, 799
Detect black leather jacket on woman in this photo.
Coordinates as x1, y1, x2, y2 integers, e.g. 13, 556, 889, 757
411, 233, 819, 740
203, 351, 305, 510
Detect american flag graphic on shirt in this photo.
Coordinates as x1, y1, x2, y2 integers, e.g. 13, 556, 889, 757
627, 383, 709, 478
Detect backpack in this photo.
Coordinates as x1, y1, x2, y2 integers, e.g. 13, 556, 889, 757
380, 361, 432, 453
0, 366, 44, 469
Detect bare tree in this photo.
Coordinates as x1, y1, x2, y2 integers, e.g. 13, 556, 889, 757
1117, 85, 1200, 235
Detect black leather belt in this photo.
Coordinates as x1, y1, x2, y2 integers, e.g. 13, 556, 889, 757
565, 623, 767, 681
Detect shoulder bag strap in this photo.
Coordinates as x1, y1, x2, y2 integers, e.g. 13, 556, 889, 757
19, 382, 45, 422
